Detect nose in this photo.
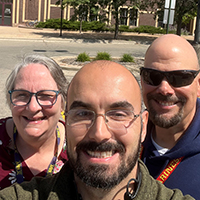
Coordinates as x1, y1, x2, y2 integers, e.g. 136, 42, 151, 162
87, 114, 112, 143
156, 79, 175, 96
26, 95, 42, 112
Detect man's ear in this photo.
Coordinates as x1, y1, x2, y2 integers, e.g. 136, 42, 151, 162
141, 109, 148, 143
197, 74, 200, 97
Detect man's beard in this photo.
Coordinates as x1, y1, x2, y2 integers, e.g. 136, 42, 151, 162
67, 139, 141, 190
146, 93, 186, 128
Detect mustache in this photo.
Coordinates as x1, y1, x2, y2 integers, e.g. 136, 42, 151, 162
76, 141, 126, 153
147, 93, 186, 103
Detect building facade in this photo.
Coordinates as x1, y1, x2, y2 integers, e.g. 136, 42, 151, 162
0, 0, 195, 34
0, 0, 157, 26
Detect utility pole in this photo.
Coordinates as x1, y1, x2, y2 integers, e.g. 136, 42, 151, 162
194, 0, 200, 44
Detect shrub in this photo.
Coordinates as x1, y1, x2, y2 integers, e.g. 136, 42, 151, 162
120, 54, 135, 62
94, 52, 111, 60
133, 25, 166, 35
119, 25, 130, 32
76, 52, 91, 62
36, 19, 107, 32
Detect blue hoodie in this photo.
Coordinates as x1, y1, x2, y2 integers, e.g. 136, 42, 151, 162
141, 98, 200, 200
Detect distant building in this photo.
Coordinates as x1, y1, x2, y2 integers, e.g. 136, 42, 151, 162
0, 0, 195, 34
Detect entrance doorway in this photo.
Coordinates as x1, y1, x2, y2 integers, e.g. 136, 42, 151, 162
0, 1, 12, 26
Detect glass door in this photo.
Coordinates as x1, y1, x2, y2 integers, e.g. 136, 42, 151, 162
0, 3, 12, 26
0, 4, 2, 25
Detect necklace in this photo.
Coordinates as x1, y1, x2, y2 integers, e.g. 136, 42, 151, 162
13, 124, 60, 183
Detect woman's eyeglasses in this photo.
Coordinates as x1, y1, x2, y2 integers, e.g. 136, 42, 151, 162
9, 90, 61, 107
140, 67, 200, 88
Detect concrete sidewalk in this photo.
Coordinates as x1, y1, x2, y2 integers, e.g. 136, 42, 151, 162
0, 26, 195, 43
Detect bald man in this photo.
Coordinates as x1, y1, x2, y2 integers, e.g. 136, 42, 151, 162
140, 34, 200, 199
0, 60, 194, 200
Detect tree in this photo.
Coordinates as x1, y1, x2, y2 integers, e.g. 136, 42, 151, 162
141, 0, 198, 35
56, 0, 144, 39
55, 0, 66, 36
56, 0, 92, 33
97, 0, 142, 39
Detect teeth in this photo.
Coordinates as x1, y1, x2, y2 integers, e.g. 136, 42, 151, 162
26, 117, 43, 121
158, 101, 174, 106
87, 150, 113, 158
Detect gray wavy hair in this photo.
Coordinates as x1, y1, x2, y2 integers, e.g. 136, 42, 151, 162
6, 54, 68, 109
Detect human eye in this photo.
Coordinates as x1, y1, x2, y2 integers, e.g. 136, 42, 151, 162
37, 91, 56, 100
107, 110, 132, 121
73, 109, 93, 119
13, 91, 29, 100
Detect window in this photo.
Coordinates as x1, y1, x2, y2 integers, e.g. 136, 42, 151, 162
89, 5, 99, 21
120, 8, 128, 25
129, 8, 137, 26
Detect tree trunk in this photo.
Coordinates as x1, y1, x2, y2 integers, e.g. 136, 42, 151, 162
176, 16, 182, 36
114, 8, 119, 39
80, 17, 83, 34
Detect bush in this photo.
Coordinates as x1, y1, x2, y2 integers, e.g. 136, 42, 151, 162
120, 54, 135, 62
36, 20, 170, 35
133, 25, 166, 35
94, 52, 111, 60
119, 25, 130, 32
36, 19, 107, 32
76, 52, 91, 62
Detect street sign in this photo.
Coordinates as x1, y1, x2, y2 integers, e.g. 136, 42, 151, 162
163, 0, 176, 25
163, 9, 175, 24
165, 0, 176, 9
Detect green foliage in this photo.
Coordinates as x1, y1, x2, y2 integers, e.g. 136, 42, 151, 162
36, 19, 61, 29
119, 25, 130, 32
37, 19, 169, 35
140, 0, 198, 35
36, 19, 107, 32
120, 54, 135, 62
94, 52, 111, 60
76, 52, 91, 62
182, 11, 197, 25
133, 25, 166, 34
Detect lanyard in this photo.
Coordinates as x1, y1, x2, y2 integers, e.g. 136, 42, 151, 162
13, 125, 60, 183
156, 156, 184, 183
140, 145, 184, 183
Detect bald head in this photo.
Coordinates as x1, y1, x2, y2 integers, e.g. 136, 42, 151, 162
145, 34, 199, 71
67, 60, 142, 113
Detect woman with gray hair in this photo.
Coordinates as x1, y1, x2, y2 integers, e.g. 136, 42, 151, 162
0, 54, 68, 190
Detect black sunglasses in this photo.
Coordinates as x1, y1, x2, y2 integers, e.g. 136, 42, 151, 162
140, 67, 200, 88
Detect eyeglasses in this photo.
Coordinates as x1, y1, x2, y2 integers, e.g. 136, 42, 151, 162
9, 90, 61, 107
140, 67, 200, 88
65, 109, 141, 135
